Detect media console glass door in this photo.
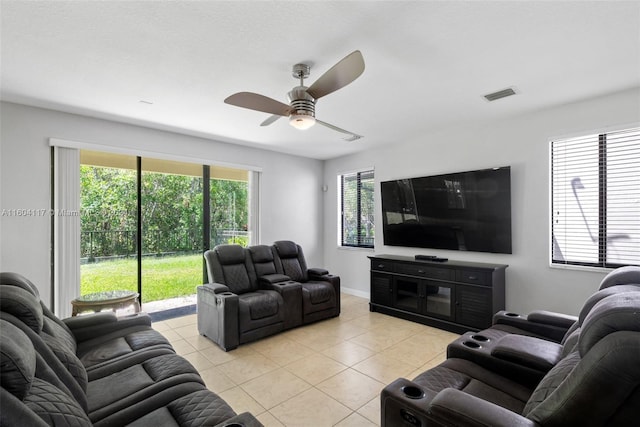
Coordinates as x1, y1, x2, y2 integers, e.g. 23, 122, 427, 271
393, 277, 420, 312
392, 276, 455, 321
423, 281, 454, 320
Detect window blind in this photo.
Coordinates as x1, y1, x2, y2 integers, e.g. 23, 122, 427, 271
341, 169, 374, 248
551, 127, 640, 267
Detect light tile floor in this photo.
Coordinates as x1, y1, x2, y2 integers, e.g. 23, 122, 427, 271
151, 293, 459, 427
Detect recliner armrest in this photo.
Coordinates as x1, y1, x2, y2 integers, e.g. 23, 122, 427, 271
493, 310, 576, 342
527, 310, 578, 329
63, 312, 153, 342
200, 282, 231, 294
491, 335, 562, 372
259, 273, 291, 285
429, 388, 538, 427
308, 267, 329, 276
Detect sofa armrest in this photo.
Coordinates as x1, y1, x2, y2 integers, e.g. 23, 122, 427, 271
262, 280, 302, 329
429, 388, 538, 427
308, 267, 329, 277
63, 312, 153, 342
197, 285, 239, 351
491, 335, 563, 372
527, 310, 578, 329
493, 310, 576, 342
259, 274, 291, 285
201, 282, 231, 294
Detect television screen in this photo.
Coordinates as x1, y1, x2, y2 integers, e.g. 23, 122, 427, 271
381, 167, 512, 254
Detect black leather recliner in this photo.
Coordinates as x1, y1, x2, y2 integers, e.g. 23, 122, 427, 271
441, 267, 640, 387
0, 272, 262, 427
198, 244, 286, 351
272, 240, 340, 324
381, 288, 640, 426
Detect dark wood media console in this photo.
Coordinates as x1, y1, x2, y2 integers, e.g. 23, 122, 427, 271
369, 254, 507, 334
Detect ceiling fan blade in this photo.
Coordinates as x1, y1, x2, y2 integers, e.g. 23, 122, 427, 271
316, 119, 363, 141
260, 115, 282, 126
306, 50, 365, 100
224, 92, 292, 116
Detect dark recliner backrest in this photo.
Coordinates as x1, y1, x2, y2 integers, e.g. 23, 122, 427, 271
204, 245, 258, 294
1, 272, 78, 354
598, 266, 640, 290
0, 319, 92, 426
0, 285, 89, 410
523, 292, 640, 426
247, 245, 278, 277
272, 240, 308, 282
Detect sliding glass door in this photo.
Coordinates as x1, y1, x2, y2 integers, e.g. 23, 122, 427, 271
140, 158, 204, 306
79, 150, 252, 312
80, 152, 138, 296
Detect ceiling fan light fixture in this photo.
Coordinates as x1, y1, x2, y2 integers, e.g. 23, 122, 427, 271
289, 113, 316, 130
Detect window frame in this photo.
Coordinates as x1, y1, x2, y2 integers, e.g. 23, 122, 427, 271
339, 168, 375, 249
550, 125, 640, 269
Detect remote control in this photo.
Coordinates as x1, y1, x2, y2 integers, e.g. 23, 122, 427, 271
415, 254, 437, 260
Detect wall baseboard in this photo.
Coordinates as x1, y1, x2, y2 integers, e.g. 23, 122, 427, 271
341, 286, 370, 300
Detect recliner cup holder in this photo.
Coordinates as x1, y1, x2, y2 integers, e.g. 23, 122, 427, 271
222, 424, 243, 427
462, 340, 481, 349
402, 385, 425, 399
505, 312, 520, 317
222, 292, 234, 296
471, 334, 489, 342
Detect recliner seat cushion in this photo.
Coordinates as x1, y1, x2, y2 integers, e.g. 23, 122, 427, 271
240, 291, 281, 320
412, 358, 534, 414
303, 282, 335, 305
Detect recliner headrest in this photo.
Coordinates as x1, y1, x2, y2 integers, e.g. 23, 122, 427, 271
273, 240, 299, 258
0, 319, 36, 400
0, 285, 43, 333
248, 245, 274, 263
578, 284, 640, 324
0, 272, 40, 297
598, 266, 640, 290
579, 292, 640, 355
213, 244, 246, 265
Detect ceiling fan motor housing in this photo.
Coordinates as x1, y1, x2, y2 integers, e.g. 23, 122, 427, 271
288, 86, 316, 118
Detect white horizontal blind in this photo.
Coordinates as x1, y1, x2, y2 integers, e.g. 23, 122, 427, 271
551, 127, 640, 267
341, 169, 375, 248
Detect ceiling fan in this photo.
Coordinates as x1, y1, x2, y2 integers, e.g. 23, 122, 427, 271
224, 50, 365, 141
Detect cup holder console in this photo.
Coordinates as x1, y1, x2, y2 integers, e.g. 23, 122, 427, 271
462, 340, 481, 349
402, 385, 425, 399
505, 312, 520, 317
470, 334, 490, 342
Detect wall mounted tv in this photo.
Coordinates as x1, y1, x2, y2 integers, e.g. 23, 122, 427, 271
381, 166, 512, 254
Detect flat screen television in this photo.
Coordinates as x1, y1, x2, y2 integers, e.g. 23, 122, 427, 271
381, 166, 512, 254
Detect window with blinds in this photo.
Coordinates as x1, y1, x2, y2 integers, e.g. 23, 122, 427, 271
340, 169, 374, 248
551, 127, 640, 268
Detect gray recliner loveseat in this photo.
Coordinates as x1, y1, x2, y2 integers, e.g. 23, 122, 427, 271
0, 272, 262, 427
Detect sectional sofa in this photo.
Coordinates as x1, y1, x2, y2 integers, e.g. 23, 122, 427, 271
0, 272, 262, 427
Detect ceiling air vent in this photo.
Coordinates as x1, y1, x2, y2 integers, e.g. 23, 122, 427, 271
484, 87, 517, 102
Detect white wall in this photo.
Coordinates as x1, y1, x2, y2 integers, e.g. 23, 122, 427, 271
0, 102, 324, 309
324, 88, 640, 315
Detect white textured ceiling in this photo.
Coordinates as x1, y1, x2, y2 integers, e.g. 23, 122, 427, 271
2, 1, 639, 160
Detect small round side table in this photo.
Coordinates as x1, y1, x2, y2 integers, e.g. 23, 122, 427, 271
71, 290, 140, 316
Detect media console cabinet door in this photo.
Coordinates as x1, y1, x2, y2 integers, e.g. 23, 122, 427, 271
369, 255, 506, 333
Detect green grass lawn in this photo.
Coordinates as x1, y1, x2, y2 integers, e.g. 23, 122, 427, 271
80, 254, 203, 303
